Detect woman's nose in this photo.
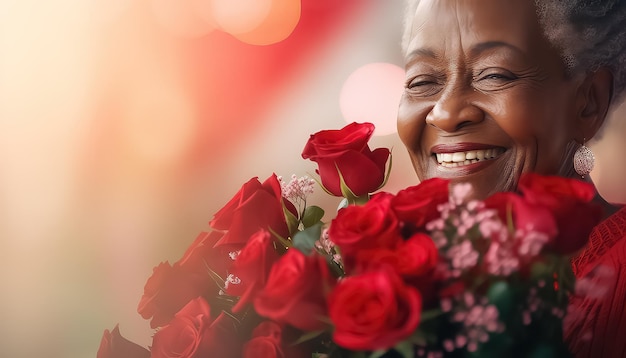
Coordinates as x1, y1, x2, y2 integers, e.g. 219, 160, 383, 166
425, 89, 484, 132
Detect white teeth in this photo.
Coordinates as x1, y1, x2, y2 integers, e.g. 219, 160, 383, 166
452, 152, 466, 162
435, 148, 504, 166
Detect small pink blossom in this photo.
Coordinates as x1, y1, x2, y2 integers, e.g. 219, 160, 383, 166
451, 183, 473, 205
484, 241, 520, 276
278, 174, 316, 206
447, 241, 479, 274
516, 229, 549, 257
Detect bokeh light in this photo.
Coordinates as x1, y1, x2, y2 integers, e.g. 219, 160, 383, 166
201, 0, 272, 36
151, 0, 215, 37
232, 0, 301, 45
339, 62, 405, 136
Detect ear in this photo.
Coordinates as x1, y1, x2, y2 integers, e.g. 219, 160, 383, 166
575, 67, 614, 141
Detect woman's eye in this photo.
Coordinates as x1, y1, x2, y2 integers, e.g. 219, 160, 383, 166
483, 74, 511, 80
473, 70, 518, 90
405, 76, 441, 96
407, 78, 433, 88
477, 71, 516, 82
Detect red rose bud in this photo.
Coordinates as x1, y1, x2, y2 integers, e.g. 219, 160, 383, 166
301, 122, 391, 197
210, 174, 296, 249
97, 325, 150, 358
328, 269, 422, 351
227, 229, 280, 313
254, 249, 332, 331
518, 174, 603, 254
391, 178, 450, 229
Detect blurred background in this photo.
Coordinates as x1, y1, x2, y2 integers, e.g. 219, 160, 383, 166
0, 1, 624, 356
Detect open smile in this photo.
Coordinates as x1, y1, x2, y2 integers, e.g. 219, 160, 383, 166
434, 148, 505, 168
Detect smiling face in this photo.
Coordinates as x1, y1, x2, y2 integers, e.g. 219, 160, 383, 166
397, 0, 584, 198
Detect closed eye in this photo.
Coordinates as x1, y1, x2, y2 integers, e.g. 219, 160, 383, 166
475, 68, 517, 82
405, 75, 443, 96
479, 73, 516, 81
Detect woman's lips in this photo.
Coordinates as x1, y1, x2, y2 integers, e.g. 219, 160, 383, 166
430, 143, 506, 170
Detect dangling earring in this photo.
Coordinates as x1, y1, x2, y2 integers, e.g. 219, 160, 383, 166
573, 139, 595, 178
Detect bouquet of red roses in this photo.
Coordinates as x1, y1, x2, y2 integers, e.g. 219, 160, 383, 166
98, 122, 602, 358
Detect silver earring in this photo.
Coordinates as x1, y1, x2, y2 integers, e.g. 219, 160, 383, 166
573, 139, 595, 178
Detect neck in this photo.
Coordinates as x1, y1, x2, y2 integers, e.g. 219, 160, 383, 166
580, 176, 621, 220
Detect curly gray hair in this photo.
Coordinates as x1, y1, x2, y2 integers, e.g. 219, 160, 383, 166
401, 0, 626, 107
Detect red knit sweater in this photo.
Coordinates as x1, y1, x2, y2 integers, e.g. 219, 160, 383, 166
566, 206, 626, 358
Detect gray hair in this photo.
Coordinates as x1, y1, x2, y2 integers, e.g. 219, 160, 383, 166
401, 0, 626, 107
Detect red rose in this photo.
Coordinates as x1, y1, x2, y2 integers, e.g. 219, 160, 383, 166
210, 174, 296, 249
177, 231, 231, 280
301, 122, 390, 197
97, 325, 150, 358
328, 193, 401, 271
328, 269, 422, 351
391, 178, 450, 229
354, 233, 438, 277
227, 229, 280, 312
484, 192, 557, 238
254, 249, 332, 331
151, 298, 241, 358
137, 262, 212, 328
243, 321, 311, 358
243, 322, 284, 358
518, 174, 603, 254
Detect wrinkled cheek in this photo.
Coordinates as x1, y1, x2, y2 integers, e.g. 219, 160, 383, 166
397, 100, 427, 149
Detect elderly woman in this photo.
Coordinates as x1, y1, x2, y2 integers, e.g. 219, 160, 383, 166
397, 0, 626, 357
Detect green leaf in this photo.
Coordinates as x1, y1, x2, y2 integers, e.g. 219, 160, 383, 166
394, 340, 414, 358
203, 260, 226, 290
368, 350, 387, 358
291, 330, 325, 346
336, 164, 358, 202
530, 261, 551, 280
368, 340, 413, 358
268, 226, 292, 250
302, 205, 325, 228
293, 222, 323, 255
487, 281, 514, 319
420, 308, 443, 322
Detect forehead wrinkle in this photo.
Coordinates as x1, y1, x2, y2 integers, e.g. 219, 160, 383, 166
410, 0, 480, 68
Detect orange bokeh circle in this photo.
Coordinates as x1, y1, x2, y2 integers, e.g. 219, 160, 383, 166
231, 0, 301, 46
